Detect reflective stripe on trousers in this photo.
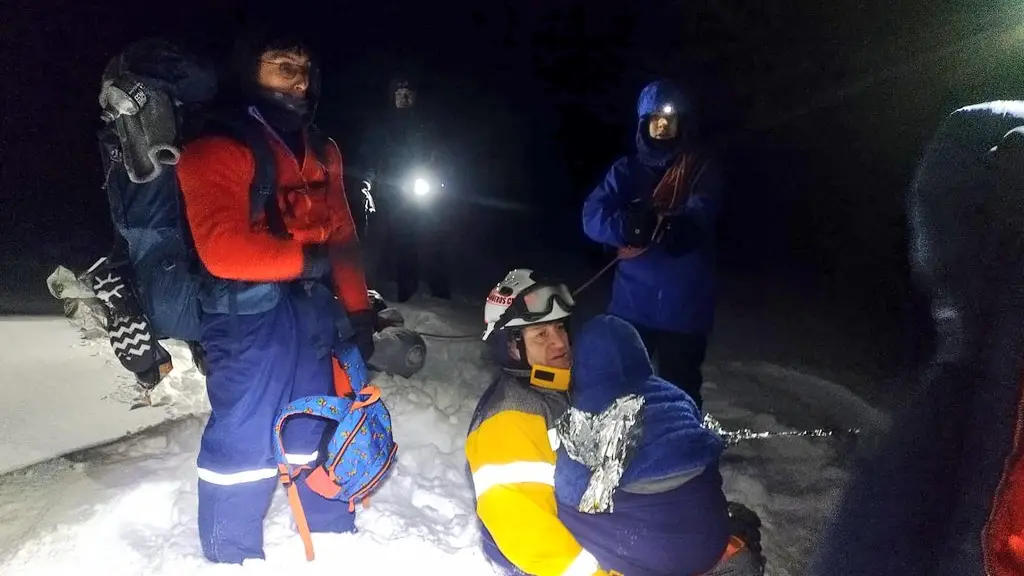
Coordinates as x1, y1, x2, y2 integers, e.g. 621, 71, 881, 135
197, 452, 318, 485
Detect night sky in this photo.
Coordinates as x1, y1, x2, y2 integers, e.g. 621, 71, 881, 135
3, 0, 1023, 370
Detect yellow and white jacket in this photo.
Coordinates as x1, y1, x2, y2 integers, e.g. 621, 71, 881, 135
466, 370, 611, 576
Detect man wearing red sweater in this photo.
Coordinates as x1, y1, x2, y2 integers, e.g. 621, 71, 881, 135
176, 26, 374, 564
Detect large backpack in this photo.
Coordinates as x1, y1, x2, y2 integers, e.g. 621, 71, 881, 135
273, 344, 398, 561
90, 38, 327, 384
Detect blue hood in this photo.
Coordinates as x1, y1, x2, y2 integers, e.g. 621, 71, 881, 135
571, 314, 654, 413
635, 79, 692, 167
558, 315, 723, 501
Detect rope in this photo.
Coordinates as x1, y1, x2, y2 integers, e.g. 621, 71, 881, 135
571, 255, 624, 298
416, 331, 484, 341
417, 217, 672, 341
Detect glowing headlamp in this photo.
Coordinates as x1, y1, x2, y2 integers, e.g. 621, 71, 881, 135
413, 177, 431, 196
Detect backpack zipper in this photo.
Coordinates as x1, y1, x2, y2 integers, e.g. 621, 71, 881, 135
328, 412, 368, 472
347, 442, 399, 512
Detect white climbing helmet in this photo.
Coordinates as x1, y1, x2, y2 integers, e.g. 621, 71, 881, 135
482, 268, 575, 341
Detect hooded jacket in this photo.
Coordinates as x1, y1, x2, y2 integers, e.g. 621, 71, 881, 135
176, 30, 370, 318
582, 80, 723, 334
554, 315, 730, 575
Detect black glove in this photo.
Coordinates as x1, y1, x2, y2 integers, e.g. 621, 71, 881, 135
348, 309, 377, 362
620, 200, 658, 247
187, 341, 208, 376
301, 244, 332, 280
134, 342, 174, 390
727, 502, 766, 570
658, 214, 699, 257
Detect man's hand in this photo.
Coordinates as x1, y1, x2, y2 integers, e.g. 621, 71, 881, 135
657, 215, 696, 257
620, 200, 658, 247
348, 309, 377, 362
300, 244, 332, 280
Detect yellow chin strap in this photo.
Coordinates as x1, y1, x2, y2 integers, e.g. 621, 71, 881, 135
530, 364, 571, 391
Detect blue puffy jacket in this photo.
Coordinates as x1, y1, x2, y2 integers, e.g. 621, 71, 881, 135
555, 314, 730, 575
582, 80, 723, 334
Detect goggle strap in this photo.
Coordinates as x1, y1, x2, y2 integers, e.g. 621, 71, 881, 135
494, 281, 574, 331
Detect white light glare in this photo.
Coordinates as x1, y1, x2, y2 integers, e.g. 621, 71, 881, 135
413, 178, 431, 196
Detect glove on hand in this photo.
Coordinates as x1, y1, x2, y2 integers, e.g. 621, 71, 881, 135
348, 309, 377, 362
301, 244, 332, 280
620, 200, 659, 247
658, 215, 698, 257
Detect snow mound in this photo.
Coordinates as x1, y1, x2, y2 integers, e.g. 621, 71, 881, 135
0, 297, 881, 576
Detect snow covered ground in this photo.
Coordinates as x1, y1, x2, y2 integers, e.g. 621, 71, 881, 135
0, 319, 208, 476
0, 288, 886, 576
0, 207, 894, 575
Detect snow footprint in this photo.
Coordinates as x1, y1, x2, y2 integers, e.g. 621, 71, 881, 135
410, 488, 459, 522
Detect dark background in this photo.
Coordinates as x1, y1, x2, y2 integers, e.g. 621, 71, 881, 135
3, 0, 1022, 392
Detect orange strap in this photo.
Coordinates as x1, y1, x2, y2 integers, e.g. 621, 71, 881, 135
351, 386, 381, 410
332, 356, 354, 397
347, 496, 374, 513
279, 464, 316, 561
721, 535, 747, 561
697, 535, 747, 575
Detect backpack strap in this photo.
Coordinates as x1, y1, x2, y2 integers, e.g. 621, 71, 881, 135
271, 344, 373, 562
308, 127, 340, 202
308, 127, 330, 170
200, 110, 286, 235
334, 343, 369, 396
238, 116, 289, 237
273, 395, 346, 563
279, 464, 315, 561
273, 390, 384, 562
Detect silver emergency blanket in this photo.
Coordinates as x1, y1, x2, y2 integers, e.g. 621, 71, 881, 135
555, 395, 861, 515
702, 412, 860, 447
555, 394, 645, 514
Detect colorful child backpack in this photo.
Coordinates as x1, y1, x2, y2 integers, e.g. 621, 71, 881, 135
273, 344, 398, 561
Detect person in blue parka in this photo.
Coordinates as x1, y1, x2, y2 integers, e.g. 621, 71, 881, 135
554, 314, 764, 576
582, 79, 723, 410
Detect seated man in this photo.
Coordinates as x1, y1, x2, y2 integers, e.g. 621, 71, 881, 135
466, 268, 606, 575
555, 314, 765, 576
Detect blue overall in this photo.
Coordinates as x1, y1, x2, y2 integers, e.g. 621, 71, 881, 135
196, 283, 355, 563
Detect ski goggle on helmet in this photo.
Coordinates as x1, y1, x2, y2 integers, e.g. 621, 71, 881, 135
482, 268, 575, 341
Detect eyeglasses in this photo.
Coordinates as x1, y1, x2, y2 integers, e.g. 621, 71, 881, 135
260, 60, 311, 82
